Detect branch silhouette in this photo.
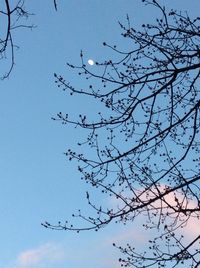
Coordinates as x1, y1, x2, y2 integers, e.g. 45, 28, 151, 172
45, 1, 200, 267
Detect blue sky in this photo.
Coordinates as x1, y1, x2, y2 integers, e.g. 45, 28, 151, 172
0, 1, 200, 268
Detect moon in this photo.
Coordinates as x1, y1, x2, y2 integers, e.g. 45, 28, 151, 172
88, 59, 95, 66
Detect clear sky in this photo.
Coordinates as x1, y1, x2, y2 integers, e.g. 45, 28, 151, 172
0, 1, 199, 268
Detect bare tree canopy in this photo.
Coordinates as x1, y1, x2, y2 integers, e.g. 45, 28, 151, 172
0, 0, 34, 79
0, 0, 58, 79
44, 1, 200, 267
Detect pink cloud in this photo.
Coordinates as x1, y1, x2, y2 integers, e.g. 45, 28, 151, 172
109, 184, 199, 240
16, 243, 66, 267
151, 185, 199, 239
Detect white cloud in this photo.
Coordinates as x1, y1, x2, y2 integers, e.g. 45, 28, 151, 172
15, 242, 66, 268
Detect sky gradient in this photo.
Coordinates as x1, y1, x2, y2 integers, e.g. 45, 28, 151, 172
0, 1, 200, 267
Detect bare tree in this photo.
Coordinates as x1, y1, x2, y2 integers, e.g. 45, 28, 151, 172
44, 1, 200, 267
0, 0, 58, 79
0, 0, 35, 79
